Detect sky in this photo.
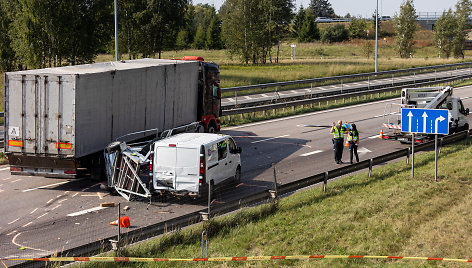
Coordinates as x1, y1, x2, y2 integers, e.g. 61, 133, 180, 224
193, 0, 459, 18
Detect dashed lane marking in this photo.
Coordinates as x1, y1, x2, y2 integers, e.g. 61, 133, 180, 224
36, 213, 48, 219
21, 222, 33, 228
251, 134, 290, 144
261, 94, 269, 97
22, 181, 69, 192
7, 230, 17, 236
30, 208, 38, 214
58, 199, 68, 204
300, 150, 323, 157
51, 204, 61, 211
67, 206, 106, 217
2, 177, 11, 181
11, 179, 21, 183
46, 198, 54, 204
244, 96, 252, 100
0, 167, 10, 171
8, 218, 20, 225
72, 193, 79, 197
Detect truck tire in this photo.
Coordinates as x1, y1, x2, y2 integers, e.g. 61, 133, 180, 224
207, 122, 217, 133
234, 167, 241, 184
106, 141, 122, 153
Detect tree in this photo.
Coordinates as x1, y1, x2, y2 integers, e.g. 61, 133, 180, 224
394, 0, 417, 58
349, 16, 368, 39
0, 0, 16, 71
362, 40, 374, 58
176, 29, 190, 50
292, 6, 306, 38
206, 16, 222, 49
193, 26, 206, 49
321, 24, 349, 43
434, 9, 456, 58
452, 0, 472, 58
298, 10, 320, 42
310, 0, 335, 18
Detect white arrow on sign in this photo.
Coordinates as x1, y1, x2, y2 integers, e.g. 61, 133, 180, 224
422, 112, 428, 133
434, 115, 445, 133
407, 111, 413, 132
357, 147, 372, 155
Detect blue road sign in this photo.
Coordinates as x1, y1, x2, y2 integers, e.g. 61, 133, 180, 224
401, 108, 449, 135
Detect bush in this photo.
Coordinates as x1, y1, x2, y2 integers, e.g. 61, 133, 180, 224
321, 24, 349, 43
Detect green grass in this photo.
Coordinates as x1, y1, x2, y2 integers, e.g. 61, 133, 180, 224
80, 141, 472, 268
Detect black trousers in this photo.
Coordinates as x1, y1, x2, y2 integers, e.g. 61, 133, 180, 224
349, 142, 359, 163
333, 138, 344, 162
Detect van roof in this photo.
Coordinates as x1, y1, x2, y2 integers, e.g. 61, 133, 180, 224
7, 58, 195, 76
155, 133, 229, 148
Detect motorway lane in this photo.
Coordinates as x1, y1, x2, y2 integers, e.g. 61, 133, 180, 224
1, 86, 471, 264
222, 68, 471, 107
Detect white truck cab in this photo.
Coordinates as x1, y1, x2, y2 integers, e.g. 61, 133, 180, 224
152, 133, 242, 198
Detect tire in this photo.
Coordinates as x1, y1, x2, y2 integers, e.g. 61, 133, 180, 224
234, 167, 241, 184
106, 141, 122, 153
207, 122, 217, 133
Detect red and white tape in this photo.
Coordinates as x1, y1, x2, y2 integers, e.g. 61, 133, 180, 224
2, 255, 472, 263
383, 123, 401, 129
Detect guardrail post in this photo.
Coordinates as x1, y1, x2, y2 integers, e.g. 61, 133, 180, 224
271, 163, 278, 200
323, 172, 328, 192
392, 74, 394, 86
235, 91, 238, 107
368, 159, 373, 177
465, 130, 470, 146
406, 147, 410, 164
201, 231, 208, 258
368, 76, 370, 89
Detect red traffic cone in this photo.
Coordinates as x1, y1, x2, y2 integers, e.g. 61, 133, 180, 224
110, 216, 131, 228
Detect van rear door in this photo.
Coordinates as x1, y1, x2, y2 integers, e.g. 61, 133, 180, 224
154, 144, 200, 193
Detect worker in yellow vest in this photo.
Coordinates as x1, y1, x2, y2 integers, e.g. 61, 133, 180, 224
330, 120, 348, 164
347, 123, 360, 164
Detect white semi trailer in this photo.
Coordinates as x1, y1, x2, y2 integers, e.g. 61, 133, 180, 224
4, 58, 222, 178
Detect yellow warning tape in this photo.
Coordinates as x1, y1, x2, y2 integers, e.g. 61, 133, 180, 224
1, 255, 472, 263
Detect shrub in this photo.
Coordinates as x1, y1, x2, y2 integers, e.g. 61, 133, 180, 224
321, 24, 349, 43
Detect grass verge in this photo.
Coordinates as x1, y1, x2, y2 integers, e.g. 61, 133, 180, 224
80, 141, 472, 268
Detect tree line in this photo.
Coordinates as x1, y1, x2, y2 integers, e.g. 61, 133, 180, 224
0, 0, 471, 72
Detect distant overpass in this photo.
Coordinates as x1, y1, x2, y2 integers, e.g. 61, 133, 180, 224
417, 12, 472, 30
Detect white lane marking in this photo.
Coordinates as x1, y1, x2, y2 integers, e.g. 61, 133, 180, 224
0, 189, 3, 193
73, 192, 79, 197
290, 90, 298, 94
244, 96, 252, 100
11, 179, 21, 183
2, 177, 11, 181
261, 94, 269, 97
358, 147, 372, 154
51, 204, 61, 211
36, 213, 48, 219
0, 167, 10, 171
300, 150, 323, 157
8, 218, 20, 225
97, 192, 104, 200
22, 222, 33, 228
225, 98, 399, 130
30, 208, 38, 214
368, 135, 381, 139
58, 198, 68, 204
46, 198, 54, 204
81, 183, 101, 192
12, 232, 52, 253
67, 206, 106, 217
251, 134, 290, 144
226, 98, 234, 102
22, 181, 69, 192
7, 230, 18, 236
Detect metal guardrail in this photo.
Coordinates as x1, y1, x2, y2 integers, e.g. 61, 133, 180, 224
13, 129, 472, 268
222, 72, 472, 116
222, 62, 472, 93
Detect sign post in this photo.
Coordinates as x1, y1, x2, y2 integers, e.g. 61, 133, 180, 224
401, 108, 449, 181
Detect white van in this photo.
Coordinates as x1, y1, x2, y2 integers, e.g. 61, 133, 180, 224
152, 133, 242, 198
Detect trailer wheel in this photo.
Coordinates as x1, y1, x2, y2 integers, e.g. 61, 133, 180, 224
106, 141, 122, 153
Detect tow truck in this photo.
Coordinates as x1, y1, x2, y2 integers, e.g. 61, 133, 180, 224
381, 86, 469, 143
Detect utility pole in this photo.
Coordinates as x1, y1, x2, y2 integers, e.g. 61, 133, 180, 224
375, 0, 379, 73
114, 0, 119, 61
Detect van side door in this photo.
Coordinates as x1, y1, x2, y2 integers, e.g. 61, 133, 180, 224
215, 139, 230, 183
227, 138, 240, 175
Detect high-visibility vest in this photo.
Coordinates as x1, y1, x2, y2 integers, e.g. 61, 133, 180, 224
333, 126, 345, 138
347, 131, 359, 142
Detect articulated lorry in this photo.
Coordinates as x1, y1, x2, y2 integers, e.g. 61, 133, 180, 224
4, 57, 222, 178
381, 86, 469, 143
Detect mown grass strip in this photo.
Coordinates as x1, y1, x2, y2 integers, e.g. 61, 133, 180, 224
80, 140, 472, 268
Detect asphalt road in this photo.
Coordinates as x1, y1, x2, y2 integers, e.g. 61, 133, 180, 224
1, 86, 471, 266
221, 68, 472, 107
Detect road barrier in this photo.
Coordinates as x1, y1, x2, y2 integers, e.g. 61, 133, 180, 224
222, 72, 471, 116
3, 254, 472, 264
9, 129, 471, 268
222, 61, 472, 93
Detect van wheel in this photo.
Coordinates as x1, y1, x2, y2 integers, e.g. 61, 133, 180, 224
234, 167, 241, 184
